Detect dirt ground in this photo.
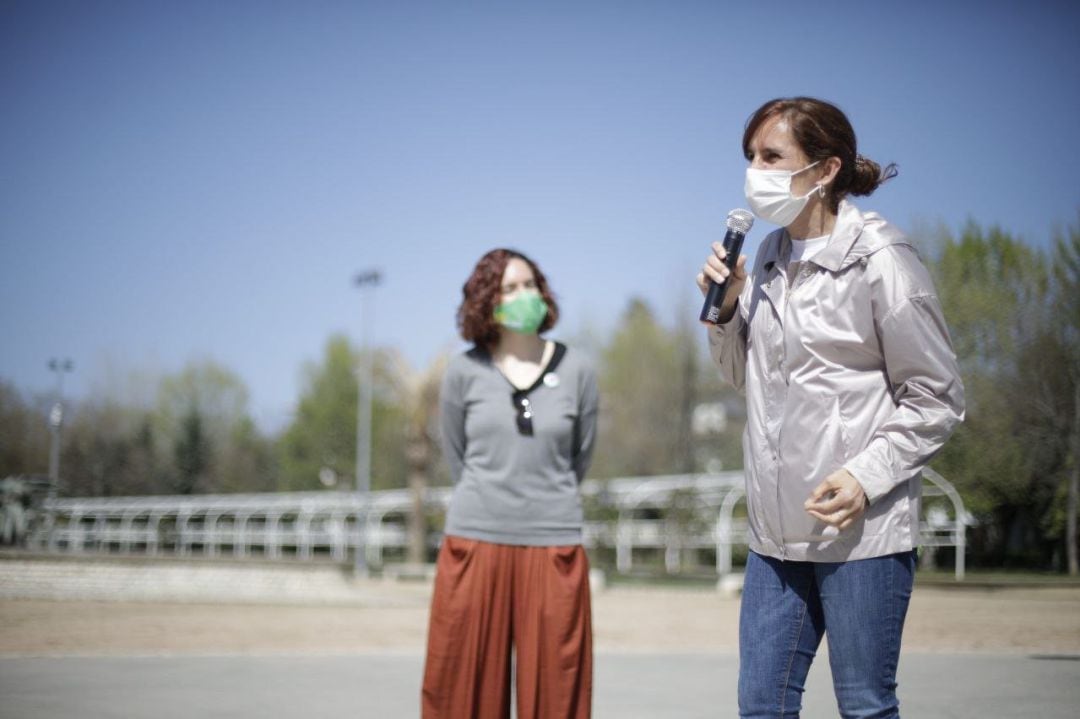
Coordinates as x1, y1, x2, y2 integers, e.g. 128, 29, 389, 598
3, 583, 1079, 657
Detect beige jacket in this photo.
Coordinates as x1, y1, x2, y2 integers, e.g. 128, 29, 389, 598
708, 201, 965, 562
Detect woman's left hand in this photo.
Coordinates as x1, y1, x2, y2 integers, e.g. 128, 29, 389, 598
804, 469, 868, 530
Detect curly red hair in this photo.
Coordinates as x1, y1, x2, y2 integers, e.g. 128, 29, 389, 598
457, 249, 559, 348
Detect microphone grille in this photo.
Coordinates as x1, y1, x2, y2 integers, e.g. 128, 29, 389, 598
727, 208, 754, 234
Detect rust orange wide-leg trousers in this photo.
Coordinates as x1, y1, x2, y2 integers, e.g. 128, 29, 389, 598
421, 535, 593, 719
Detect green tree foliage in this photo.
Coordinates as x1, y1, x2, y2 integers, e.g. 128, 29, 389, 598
590, 299, 681, 477
155, 360, 271, 495
278, 336, 357, 491
587, 298, 744, 479
216, 416, 277, 494
173, 407, 210, 495
926, 219, 1078, 569
1049, 218, 1080, 573
0, 380, 50, 478
61, 402, 160, 497
56, 360, 272, 497
277, 335, 409, 492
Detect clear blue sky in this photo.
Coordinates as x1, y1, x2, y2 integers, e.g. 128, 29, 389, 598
3, 0, 1078, 431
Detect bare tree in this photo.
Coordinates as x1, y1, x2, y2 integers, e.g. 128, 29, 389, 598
402, 354, 448, 565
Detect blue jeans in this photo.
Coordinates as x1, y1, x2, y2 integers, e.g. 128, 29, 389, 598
738, 549, 916, 719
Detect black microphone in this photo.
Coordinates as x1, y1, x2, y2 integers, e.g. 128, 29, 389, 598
699, 209, 754, 325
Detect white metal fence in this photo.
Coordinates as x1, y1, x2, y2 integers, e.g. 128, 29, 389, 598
27, 470, 970, 579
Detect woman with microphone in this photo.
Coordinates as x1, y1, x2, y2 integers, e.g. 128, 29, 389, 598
422, 248, 599, 719
697, 97, 964, 718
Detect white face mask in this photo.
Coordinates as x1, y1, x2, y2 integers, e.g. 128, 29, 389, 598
744, 161, 822, 226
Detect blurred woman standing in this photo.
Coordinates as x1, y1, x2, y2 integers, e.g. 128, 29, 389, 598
422, 249, 599, 719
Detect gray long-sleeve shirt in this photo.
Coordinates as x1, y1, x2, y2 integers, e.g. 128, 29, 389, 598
439, 342, 599, 546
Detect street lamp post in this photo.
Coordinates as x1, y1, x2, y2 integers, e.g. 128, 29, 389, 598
353, 269, 382, 575
47, 358, 74, 502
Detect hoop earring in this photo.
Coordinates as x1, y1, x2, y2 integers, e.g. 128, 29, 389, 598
817, 184, 826, 198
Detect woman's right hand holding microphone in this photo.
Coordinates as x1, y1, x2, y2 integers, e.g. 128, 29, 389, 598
696, 242, 748, 325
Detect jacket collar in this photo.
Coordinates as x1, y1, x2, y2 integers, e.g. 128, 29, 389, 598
762, 200, 910, 274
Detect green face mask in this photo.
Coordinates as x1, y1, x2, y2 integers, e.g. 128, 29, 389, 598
494, 293, 549, 334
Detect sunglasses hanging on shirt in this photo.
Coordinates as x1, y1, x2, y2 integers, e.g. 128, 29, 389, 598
512, 392, 534, 436
504, 342, 568, 437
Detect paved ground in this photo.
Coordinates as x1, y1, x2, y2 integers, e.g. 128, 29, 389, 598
2, 583, 1079, 717
2, 652, 1078, 718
